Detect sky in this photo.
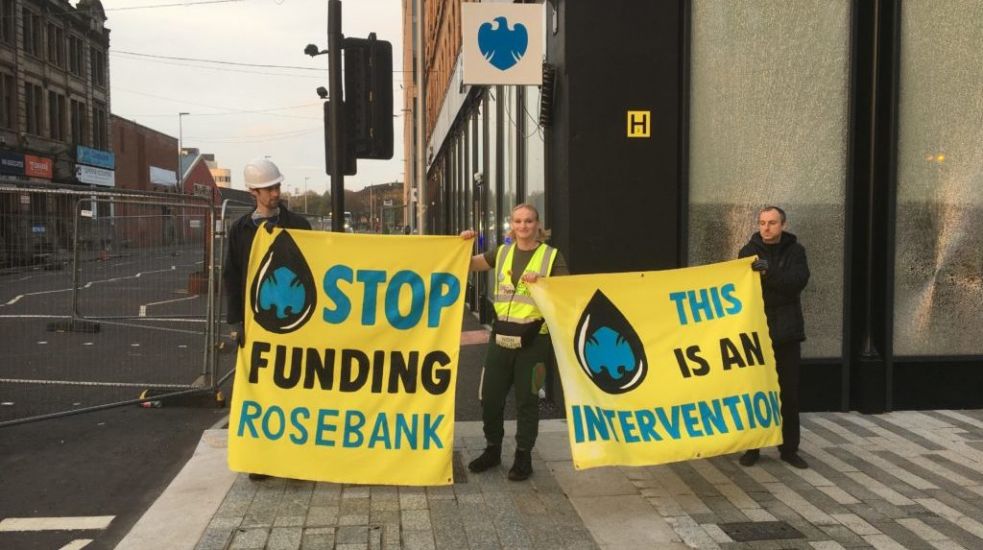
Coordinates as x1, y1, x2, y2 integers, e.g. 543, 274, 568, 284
104, 0, 405, 193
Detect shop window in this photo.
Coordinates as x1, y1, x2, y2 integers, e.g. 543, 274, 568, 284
893, 1, 983, 355
524, 85, 546, 224
688, 1, 851, 358
501, 87, 517, 218
484, 89, 499, 294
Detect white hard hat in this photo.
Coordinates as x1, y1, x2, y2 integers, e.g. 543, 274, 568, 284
243, 157, 284, 189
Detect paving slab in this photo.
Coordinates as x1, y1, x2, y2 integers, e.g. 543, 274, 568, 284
118, 409, 983, 550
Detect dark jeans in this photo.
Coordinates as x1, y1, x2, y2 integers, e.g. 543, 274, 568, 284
774, 340, 801, 455
479, 333, 551, 451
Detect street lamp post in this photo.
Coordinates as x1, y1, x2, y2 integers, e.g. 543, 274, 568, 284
178, 112, 189, 191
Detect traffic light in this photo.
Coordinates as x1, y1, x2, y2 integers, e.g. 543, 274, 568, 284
343, 34, 393, 160
323, 100, 356, 175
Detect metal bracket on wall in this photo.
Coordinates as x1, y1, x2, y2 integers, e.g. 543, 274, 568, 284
539, 63, 556, 127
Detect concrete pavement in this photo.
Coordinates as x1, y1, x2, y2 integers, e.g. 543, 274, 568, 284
117, 408, 983, 549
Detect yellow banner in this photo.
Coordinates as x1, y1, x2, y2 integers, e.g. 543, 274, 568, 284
228, 228, 471, 486
528, 258, 782, 469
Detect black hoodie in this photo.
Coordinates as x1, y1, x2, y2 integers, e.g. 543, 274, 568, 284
739, 231, 810, 345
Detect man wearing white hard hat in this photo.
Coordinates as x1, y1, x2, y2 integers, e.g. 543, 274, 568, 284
223, 160, 311, 479
224, 157, 311, 342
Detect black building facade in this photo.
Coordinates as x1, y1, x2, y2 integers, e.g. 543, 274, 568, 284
415, 0, 983, 412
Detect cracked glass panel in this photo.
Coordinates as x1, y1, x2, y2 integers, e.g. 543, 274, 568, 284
688, 1, 850, 358
894, 2, 983, 356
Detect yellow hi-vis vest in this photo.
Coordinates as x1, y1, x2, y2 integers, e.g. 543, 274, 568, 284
493, 242, 558, 335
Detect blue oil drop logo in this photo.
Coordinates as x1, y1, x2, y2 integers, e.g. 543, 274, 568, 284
573, 290, 648, 394
249, 230, 316, 334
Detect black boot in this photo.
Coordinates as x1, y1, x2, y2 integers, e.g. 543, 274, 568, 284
468, 445, 501, 473
508, 449, 533, 481
738, 449, 760, 467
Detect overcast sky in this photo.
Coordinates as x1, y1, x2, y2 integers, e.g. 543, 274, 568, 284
105, 0, 404, 193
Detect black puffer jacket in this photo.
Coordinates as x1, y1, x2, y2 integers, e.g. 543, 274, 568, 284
739, 232, 810, 345
223, 207, 312, 324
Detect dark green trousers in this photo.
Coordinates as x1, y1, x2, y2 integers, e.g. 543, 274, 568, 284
479, 333, 550, 450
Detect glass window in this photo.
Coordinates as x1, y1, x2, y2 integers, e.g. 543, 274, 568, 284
893, 1, 983, 356
22, 9, 41, 57
24, 82, 43, 135
456, 132, 463, 233
473, 108, 482, 232
0, 0, 13, 45
502, 87, 518, 234
449, 138, 457, 233
470, 107, 483, 309
688, 0, 851, 358
485, 90, 499, 293
68, 35, 83, 76
91, 47, 107, 88
524, 85, 546, 224
458, 128, 467, 233
463, 117, 471, 232
0, 72, 13, 129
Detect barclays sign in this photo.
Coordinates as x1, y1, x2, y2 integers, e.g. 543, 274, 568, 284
462, 3, 543, 86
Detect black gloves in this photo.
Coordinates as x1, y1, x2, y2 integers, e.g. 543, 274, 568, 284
231, 322, 245, 348
751, 259, 769, 272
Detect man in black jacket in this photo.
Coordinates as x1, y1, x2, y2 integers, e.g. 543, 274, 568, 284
224, 157, 312, 345
738, 206, 810, 469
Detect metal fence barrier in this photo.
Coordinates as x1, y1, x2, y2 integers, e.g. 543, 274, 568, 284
0, 183, 229, 426
0, 186, 332, 427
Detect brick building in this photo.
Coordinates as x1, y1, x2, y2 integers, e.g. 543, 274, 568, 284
0, 0, 114, 266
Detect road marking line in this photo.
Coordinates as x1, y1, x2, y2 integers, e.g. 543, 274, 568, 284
4, 287, 74, 306
0, 314, 70, 319
60, 539, 94, 550
5, 265, 183, 305
0, 314, 203, 324
0, 378, 194, 389
0, 516, 114, 531
139, 295, 199, 317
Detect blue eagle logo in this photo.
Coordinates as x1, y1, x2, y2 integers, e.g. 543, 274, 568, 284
573, 290, 648, 394
477, 16, 528, 71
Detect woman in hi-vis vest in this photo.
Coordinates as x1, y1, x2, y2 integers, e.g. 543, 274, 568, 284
460, 203, 568, 481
